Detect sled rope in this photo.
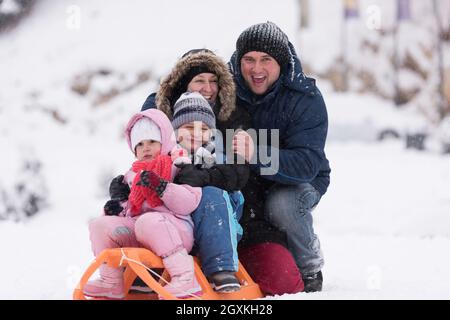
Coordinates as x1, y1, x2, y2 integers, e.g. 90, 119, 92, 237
119, 248, 202, 300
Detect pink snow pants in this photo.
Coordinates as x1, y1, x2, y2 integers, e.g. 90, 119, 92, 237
89, 212, 194, 258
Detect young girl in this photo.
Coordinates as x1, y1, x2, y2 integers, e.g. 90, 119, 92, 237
84, 109, 202, 299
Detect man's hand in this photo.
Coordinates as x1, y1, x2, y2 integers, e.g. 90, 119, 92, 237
232, 130, 254, 163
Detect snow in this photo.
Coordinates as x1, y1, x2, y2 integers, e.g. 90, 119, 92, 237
300, 0, 450, 125
1, 0, 450, 300
0, 0, 21, 14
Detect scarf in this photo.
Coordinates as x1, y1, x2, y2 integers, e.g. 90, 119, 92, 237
128, 155, 172, 215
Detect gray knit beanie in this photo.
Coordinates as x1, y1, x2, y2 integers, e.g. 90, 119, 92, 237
172, 92, 216, 130
236, 21, 290, 67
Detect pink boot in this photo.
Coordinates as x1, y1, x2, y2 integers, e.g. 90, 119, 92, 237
161, 249, 202, 299
83, 265, 125, 299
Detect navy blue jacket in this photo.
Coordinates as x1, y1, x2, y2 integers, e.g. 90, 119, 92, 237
229, 43, 331, 196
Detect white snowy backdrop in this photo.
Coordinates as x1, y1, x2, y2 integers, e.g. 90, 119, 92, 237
0, 0, 449, 299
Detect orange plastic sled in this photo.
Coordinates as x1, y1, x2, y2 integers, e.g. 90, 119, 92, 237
73, 247, 264, 300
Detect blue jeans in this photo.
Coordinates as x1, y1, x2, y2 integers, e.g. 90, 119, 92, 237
191, 186, 244, 276
265, 183, 324, 276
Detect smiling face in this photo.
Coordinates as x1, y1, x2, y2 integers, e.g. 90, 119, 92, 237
240, 51, 281, 95
176, 121, 212, 153
135, 139, 162, 161
187, 73, 219, 104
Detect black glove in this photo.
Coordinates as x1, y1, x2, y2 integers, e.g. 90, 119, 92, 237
109, 175, 130, 201
137, 170, 168, 197
174, 164, 210, 187
208, 163, 249, 191
104, 199, 123, 216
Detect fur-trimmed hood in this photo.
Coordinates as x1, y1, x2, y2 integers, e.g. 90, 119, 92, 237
155, 50, 236, 123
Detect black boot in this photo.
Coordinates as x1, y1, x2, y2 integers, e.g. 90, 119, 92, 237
302, 271, 323, 293
208, 271, 241, 293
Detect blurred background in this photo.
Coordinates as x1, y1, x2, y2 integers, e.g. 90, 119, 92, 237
0, 0, 449, 299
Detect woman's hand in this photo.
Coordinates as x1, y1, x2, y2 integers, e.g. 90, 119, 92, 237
109, 175, 130, 201
174, 164, 210, 187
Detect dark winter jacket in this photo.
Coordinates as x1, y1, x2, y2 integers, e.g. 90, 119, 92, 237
141, 50, 250, 192
229, 42, 331, 248
229, 42, 331, 195
238, 173, 288, 247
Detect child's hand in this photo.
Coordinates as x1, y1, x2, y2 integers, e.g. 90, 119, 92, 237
137, 170, 168, 198
170, 145, 191, 165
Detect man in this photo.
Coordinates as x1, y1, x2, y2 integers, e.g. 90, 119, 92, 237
229, 21, 331, 292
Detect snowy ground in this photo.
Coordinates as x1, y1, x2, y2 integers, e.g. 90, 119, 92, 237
2, 135, 450, 300
1, 0, 450, 299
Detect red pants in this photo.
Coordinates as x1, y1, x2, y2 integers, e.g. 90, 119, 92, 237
238, 242, 304, 296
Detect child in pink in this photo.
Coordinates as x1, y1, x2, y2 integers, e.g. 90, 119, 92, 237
83, 109, 202, 299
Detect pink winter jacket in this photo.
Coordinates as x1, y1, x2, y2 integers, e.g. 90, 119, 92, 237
114, 109, 202, 227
